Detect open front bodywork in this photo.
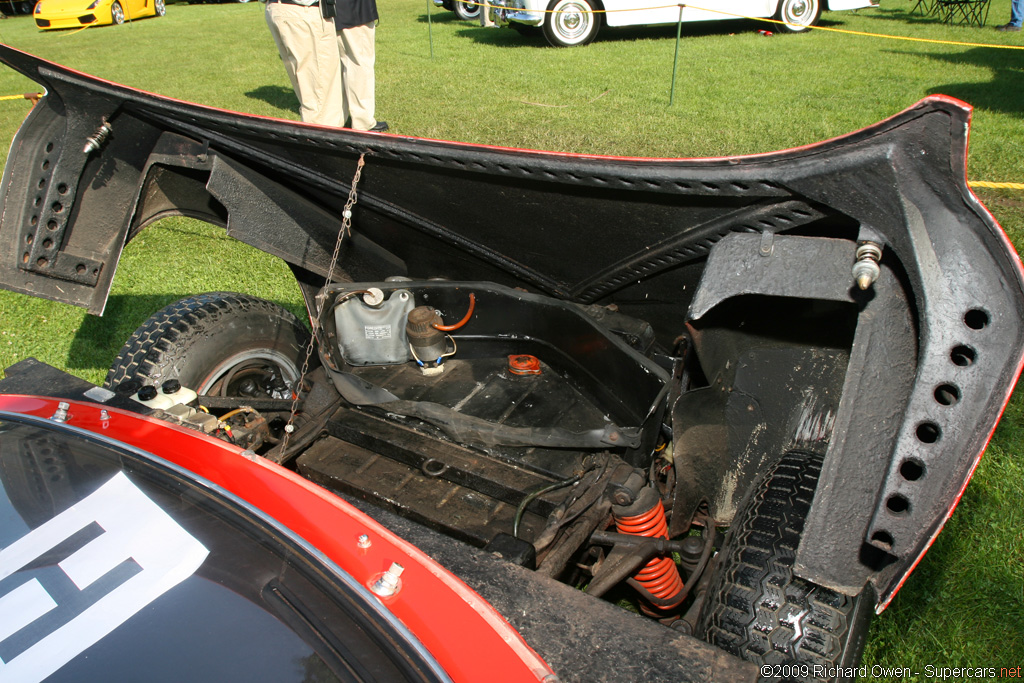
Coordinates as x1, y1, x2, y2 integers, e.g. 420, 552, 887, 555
0, 44, 1022, 680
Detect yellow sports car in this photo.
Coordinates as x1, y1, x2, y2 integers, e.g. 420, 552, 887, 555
33, 0, 164, 29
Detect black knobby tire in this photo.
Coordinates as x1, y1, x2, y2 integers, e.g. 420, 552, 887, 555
105, 292, 312, 399
698, 450, 872, 681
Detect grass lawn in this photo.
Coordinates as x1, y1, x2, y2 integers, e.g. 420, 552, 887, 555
0, 0, 1022, 678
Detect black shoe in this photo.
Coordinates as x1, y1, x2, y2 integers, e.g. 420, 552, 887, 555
369, 121, 389, 132
996, 23, 1021, 30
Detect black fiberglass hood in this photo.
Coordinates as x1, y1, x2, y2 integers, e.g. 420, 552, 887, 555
0, 44, 1022, 608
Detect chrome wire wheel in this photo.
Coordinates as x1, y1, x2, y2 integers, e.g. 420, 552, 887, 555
544, 0, 599, 46
775, 0, 820, 31
453, 0, 481, 20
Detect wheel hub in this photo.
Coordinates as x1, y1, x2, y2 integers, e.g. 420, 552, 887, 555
782, 0, 813, 23
554, 3, 589, 38
198, 350, 300, 400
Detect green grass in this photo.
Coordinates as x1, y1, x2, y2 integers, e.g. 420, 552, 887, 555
0, 1, 1022, 677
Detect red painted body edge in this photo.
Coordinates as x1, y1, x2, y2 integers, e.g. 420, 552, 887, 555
0, 395, 555, 683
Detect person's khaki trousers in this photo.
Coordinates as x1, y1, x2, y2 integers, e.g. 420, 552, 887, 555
337, 23, 377, 130
265, 2, 344, 126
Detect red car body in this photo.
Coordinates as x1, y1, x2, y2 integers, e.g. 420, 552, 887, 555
0, 391, 556, 681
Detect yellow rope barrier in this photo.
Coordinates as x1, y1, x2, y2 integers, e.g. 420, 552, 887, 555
969, 181, 1024, 190
0, 93, 43, 104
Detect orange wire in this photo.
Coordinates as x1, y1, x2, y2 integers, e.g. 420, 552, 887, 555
434, 293, 476, 331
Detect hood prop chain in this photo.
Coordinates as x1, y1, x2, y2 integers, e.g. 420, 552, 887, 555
282, 154, 367, 452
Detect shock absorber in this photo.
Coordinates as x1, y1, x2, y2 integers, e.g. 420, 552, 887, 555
612, 486, 685, 613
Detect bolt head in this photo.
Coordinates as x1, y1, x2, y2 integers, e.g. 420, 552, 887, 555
370, 562, 405, 597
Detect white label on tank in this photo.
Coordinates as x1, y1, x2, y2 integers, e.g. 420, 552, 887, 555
364, 325, 393, 340
0, 471, 209, 682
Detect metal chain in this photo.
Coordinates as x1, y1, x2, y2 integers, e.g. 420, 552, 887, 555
281, 153, 366, 452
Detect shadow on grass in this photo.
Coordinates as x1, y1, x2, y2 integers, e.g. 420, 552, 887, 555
417, 10, 465, 23
886, 46, 1024, 117
596, 18, 773, 41
66, 294, 195, 373
853, 4, 950, 25
245, 84, 299, 116
416, 11, 551, 47
65, 294, 184, 374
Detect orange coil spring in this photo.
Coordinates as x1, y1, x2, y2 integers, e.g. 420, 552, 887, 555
614, 498, 685, 611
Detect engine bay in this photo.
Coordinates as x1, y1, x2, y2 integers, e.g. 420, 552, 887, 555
97, 276, 863, 637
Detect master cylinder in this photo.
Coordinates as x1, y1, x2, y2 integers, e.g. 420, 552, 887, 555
405, 306, 448, 362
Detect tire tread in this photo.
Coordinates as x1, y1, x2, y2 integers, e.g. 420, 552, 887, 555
698, 450, 866, 682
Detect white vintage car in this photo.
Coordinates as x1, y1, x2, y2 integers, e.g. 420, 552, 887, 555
488, 0, 874, 46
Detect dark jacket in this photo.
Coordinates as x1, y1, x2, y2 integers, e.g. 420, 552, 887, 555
333, 0, 377, 30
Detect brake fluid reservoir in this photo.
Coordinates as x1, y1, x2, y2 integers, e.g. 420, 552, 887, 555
334, 289, 415, 365
132, 379, 199, 410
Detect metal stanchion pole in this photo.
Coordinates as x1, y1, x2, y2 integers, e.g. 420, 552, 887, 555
669, 4, 684, 106
428, 0, 435, 58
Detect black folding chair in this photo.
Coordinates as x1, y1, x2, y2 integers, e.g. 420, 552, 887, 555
935, 0, 991, 25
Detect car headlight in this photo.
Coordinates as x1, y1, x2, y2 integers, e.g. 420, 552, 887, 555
86, 0, 98, 8
34, 2, 41, 12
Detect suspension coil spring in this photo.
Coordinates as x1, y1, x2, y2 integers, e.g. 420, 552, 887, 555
612, 487, 685, 613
